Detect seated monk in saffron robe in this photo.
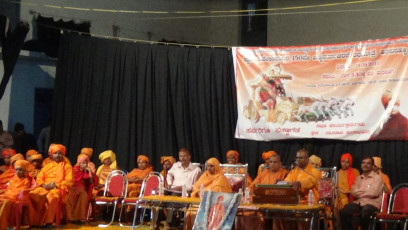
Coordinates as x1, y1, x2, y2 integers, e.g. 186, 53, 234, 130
93, 150, 118, 195
337, 153, 360, 210
0, 153, 25, 193
274, 149, 321, 230
187, 158, 232, 229
223, 150, 253, 189
0, 148, 16, 174
80, 147, 96, 173
236, 154, 287, 230
250, 154, 288, 192
41, 143, 71, 167
28, 154, 43, 179
28, 144, 73, 227
373, 157, 392, 193
0, 160, 32, 230
127, 155, 153, 197
26, 149, 39, 178
191, 158, 232, 198
65, 154, 98, 224
160, 156, 176, 187
256, 150, 277, 177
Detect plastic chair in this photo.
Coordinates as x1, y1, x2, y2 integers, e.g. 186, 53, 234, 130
88, 170, 128, 227
220, 163, 248, 192
370, 183, 408, 230
118, 171, 163, 229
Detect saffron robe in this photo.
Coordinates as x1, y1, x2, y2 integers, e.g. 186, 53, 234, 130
284, 163, 321, 204
250, 168, 288, 192
28, 161, 73, 225
127, 166, 153, 197
337, 168, 360, 210
191, 172, 232, 198
0, 176, 31, 230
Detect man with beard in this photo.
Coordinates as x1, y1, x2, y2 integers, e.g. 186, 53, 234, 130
28, 144, 73, 227
370, 90, 408, 140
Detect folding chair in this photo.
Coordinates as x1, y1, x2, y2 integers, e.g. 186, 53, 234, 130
118, 171, 163, 229
317, 167, 338, 229
369, 183, 408, 230
87, 170, 128, 227
220, 163, 247, 192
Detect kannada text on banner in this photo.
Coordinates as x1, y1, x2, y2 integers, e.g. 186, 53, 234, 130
232, 36, 408, 141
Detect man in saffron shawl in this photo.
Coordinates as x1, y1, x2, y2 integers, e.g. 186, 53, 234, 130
0, 153, 25, 192
93, 150, 117, 195
127, 155, 153, 197
25, 149, 39, 178
28, 144, 73, 227
160, 156, 176, 187
223, 150, 253, 189
191, 158, 232, 197
256, 150, 277, 177
250, 154, 288, 192
65, 154, 98, 224
0, 159, 31, 230
0, 148, 16, 174
337, 153, 360, 210
28, 154, 43, 179
284, 149, 320, 204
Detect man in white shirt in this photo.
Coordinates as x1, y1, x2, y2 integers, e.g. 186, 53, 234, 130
163, 148, 201, 229
167, 148, 202, 193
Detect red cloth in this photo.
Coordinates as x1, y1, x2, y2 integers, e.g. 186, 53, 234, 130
73, 165, 98, 200
370, 113, 408, 140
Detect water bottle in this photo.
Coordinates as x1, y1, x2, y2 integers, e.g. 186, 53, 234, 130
238, 188, 243, 203
182, 184, 187, 198
308, 189, 314, 206
199, 184, 205, 198
244, 187, 250, 203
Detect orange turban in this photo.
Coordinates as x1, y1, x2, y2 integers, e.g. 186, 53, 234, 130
262, 151, 277, 160
226, 150, 239, 160
26, 149, 38, 157
2, 148, 16, 158
341, 153, 356, 190
160, 156, 176, 165
137, 155, 150, 163
80, 147, 93, 157
206, 158, 221, 174
11, 153, 24, 164
31, 154, 43, 161
14, 159, 30, 171
309, 155, 322, 168
340, 153, 353, 165
48, 144, 66, 156
76, 153, 90, 166
373, 157, 382, 169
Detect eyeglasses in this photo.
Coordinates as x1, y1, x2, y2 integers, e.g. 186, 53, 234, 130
295, 157, 306, 159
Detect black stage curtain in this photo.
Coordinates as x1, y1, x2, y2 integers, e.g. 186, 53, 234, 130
52, 34, 407, 186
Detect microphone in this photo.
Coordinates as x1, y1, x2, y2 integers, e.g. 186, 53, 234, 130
290, 161, 298, 170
